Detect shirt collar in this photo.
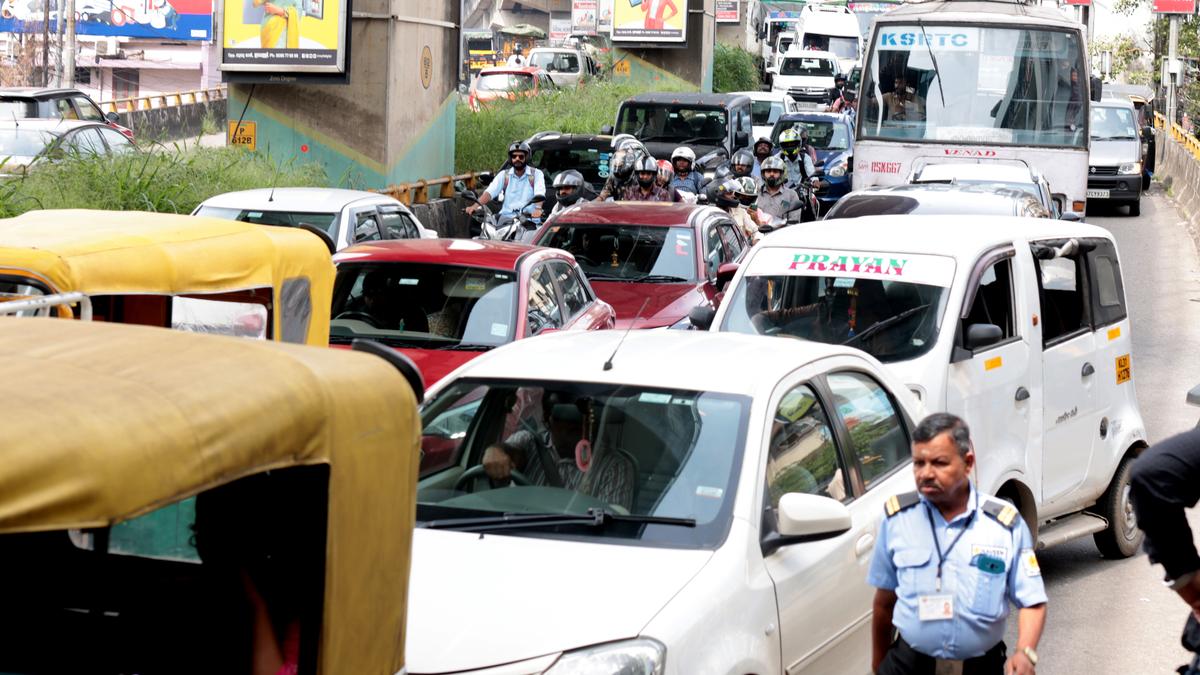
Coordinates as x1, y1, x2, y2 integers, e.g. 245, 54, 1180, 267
920, 482, 978, 526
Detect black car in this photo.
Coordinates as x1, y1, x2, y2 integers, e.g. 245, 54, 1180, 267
0, 87, 134, 140
605, 92, 754, 173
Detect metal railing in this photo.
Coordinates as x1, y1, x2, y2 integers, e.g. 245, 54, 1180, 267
99, 87, 227, 114
377, 171, 492, 205
0, 292, 92, 319
1155, 111, 1200, 161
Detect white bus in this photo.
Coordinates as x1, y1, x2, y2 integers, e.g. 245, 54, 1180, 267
853, 0, 1093, 217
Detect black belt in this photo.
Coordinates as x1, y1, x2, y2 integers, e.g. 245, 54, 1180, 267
879, 636, 1007, 675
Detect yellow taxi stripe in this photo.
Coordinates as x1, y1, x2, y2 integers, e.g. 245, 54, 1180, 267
1108, 326, 1121, 341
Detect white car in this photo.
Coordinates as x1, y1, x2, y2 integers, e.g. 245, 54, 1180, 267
192, 187, 436, 251
704, 215, 1147, 558
908, 162, 1062, 218
733, 89, 801, 141
527, 46, 596, 88
411, 330, 922, 674
770, 49, 842, 110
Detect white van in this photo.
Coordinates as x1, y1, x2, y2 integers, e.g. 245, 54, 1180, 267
797, 3, 863, 72
771, 49, 842, 110
703, 215, 1147, 558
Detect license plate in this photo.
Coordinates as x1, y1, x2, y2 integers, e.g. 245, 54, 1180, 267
1086, 189, 1110, 199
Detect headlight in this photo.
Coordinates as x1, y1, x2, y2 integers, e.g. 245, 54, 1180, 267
827, 161, 847, 177
544, 638, 666, 675
1118, 161, 1142, 175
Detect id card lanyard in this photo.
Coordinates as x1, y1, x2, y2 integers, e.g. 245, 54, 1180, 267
924, 492, 977, 593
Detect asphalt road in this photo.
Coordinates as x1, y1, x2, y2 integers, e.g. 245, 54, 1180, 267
1002, 186, 1200, 674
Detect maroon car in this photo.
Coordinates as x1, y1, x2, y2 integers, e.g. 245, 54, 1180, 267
330, 239, 615, 388
534, 202, 749, 329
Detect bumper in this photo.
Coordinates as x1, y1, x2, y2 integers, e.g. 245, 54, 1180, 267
1087, 175, 1141, 202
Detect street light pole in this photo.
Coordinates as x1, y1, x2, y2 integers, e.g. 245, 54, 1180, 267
64, 0, 75, 87
1168, 13, 1179, 125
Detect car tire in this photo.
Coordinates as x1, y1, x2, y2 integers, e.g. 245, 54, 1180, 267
1093, 454, 1143, 559
1128, 200, 1141, 217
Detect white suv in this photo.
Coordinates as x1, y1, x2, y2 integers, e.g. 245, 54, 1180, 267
770, 49, 842, 110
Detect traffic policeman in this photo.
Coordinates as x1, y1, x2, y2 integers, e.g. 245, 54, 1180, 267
869, 413, 1047, 675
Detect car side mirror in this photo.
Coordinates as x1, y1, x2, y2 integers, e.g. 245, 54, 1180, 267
688, 305, 716, 331
965, 323, 1003, 350
715, 262, 739, 291
734, 131, 750, 148
601, 124, 614, 135
762, 493, 852, 556
105, 111, 121, 124
1059, 211, 1082, 222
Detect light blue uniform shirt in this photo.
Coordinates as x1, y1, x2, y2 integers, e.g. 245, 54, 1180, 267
485, 167, 546, 217
867, 483, 1047, 660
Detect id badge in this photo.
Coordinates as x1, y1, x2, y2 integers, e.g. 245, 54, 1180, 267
918, 594, 954, 621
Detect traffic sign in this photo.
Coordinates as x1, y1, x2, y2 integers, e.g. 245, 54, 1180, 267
228, 121, 257, 151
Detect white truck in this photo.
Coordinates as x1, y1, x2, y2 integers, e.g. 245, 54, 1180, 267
698, 215, 1148, 558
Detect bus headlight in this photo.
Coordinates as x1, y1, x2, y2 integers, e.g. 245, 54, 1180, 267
1118, 161, 1142, 175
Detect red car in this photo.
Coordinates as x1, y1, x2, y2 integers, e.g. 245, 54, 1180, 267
467, 66, 558, 111
329, 239, 615, 387
533, 202, 749, 329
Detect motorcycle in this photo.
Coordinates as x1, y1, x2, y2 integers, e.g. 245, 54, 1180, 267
462, 192, 543, 243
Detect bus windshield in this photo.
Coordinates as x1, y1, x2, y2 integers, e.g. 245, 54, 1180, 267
859, 25, 1087, 148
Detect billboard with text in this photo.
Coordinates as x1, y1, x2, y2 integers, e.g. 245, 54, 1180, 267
612, 0, 686, 43
220, 0, 349, 76
0, 0, 212, 40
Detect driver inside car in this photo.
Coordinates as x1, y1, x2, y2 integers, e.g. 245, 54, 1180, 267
356, 270, 429, 332
481, 390, 636, 511
750, 277, 891, 343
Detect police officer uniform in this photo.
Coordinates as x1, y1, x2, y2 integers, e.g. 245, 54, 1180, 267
868, 483, 1047, 674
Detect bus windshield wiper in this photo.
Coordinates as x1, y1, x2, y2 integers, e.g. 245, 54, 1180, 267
917, 19, 946, 108
421, 508, 697, 532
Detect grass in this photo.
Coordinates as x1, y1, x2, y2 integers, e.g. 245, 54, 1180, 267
713, 43, 761, 94
0, 147, 327, 218
455, 79, 689, 174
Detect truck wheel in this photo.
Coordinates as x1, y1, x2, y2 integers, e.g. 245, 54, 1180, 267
1128, 200, 1141, 217
1093, 455, 1143, 559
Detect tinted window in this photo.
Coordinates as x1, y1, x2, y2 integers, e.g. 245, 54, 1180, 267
0, 99, 38, 118
73, 96, 106, 122
824, 194, 920, 219
1032, 244, 1090, 345
615, 105, 728, 144
768, 384, 849, 506
780, 56, 836, 77
56, 98, 78, 119
531, 147, 612, 188
827, 372, 909, 489
195, 206, 338, 239
718, 222, 744, 261
353, 211, 383, 242
772, 119, 851, 150
963, 255, 1016, 346
550, 261, 589, 319
1086, 239, 1127, 326
528, 265, 563, 334
380, 209, 420, 239
537, 224, 697, 282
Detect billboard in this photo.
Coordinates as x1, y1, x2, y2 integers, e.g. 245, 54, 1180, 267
716, 0, 738, 22
0, 0, 213, 40
1154, 0, 1194, 12
597, 0, 612, 31
220, 0, 349, 75
612, 0, 686, 43
571, 0, 596, 35
550, 14, 571, 44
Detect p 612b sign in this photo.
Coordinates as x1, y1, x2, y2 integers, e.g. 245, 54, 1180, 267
1154, 0, 1195, 14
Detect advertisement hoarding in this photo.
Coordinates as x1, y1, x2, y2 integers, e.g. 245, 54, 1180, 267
597, 0, 612, 31
612, 0, 686, 43
550, 14, 571, 44
572, 0, 597, 35
220, 0, 350, 76
1153, 0, 1194, 12
0, 0, 213, 41
716, 0, 739, 22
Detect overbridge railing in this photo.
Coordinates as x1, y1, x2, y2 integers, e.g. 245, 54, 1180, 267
100, 87, 227, 114
377, 171, 493, 205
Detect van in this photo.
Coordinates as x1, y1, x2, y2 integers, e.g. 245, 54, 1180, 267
703, 215, 1148, 558
1088, 98, 1145, 216
796, 4, 863, 72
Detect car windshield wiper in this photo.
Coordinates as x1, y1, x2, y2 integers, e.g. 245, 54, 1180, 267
632, 274, 690, 283
439, 343, 498, 351
585, 272, 632, 281
329, 334, 426, 348
841, 303, 931, 347
421, 508, 697, 532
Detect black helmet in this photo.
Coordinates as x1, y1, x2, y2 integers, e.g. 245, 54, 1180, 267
731, 149, 755, 175
835, 73, 847, 84
553, 170, 585, 207
753, 137, 773, 156
508, 140, 532, 157
714, 179, 741, 209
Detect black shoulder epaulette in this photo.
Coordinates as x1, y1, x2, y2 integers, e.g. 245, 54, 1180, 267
981, 500, 1020, 530
884, 491, 921, 517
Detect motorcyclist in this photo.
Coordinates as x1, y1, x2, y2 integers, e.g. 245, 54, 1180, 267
751, 137, 774, 180
621, 155, 674, 202
756, 155, 804, 228
669, 146, 705, 197
706, 148, 756, 202
828, 73, 848, 109
466, 140, 546, 234
778, 127, 816, 190
547, 170, 586, 220
656, 159, 686, 202
597, 136, 647, 201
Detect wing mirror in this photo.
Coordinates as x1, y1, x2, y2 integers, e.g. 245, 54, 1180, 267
688, 305, 716, 331
734, 131, 750, 148
965, 323, 1003, 350
761, 493, 852, 556
716, 262, 739, 291
105, 111, 121, 124
1059, 211, 1082, 222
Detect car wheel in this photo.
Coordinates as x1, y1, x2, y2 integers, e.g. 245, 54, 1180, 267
1128, 200, 1140, 217
1093, 454, 1143, 559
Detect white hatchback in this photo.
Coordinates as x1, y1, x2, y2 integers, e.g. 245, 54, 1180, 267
410, 330, 922, 674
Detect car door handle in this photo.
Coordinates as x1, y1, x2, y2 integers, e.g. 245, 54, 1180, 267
1082, 362, 1095, 377
1015, 386, 1030, 402
855, 533, 875, 557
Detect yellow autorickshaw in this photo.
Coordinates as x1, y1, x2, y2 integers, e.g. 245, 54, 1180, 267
0, 209, 334, 345
0, 317, 421, 675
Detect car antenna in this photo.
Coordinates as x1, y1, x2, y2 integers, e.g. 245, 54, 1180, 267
267, 161, 281, 203
603, 297, 650, 371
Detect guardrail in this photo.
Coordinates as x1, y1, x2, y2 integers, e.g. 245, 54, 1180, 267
99, 87, 227, 114
377, 171, 492, 205
1155, 111, 1200, 161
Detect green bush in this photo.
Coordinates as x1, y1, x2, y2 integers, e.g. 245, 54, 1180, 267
713, 43, 761, 94
0, 146, 327, 218
455, 80, 687, 174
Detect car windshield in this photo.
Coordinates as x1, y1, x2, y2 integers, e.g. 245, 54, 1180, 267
1090, 106, 1137, 140
615, 104, 728, 144
477, 72, 534, 91
194, 206, 339, 238
530, 51, 579, 72
752, 100, 785, 126
720, 247, 954, 363
417, 378, 750, 548
536, 224, 698, 282
859, 25, 1088, 148
802, 35, 859, 60
0, 99, 38, 118
330, 263, 518, 348
773, 119, 850, 149
0, 127, 57, 159
531, 146, 613, 188
780, 56, 836, 77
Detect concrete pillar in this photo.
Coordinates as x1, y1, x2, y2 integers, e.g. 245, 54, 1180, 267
227, 0, 460, 188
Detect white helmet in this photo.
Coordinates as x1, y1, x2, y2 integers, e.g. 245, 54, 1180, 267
671, 146, 696, 163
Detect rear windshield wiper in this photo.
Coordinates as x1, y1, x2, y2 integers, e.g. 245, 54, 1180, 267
632, 274, 690, 283
421, 508, 696, 532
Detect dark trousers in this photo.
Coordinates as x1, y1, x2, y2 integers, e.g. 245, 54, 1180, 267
878, 636, 1007, 675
